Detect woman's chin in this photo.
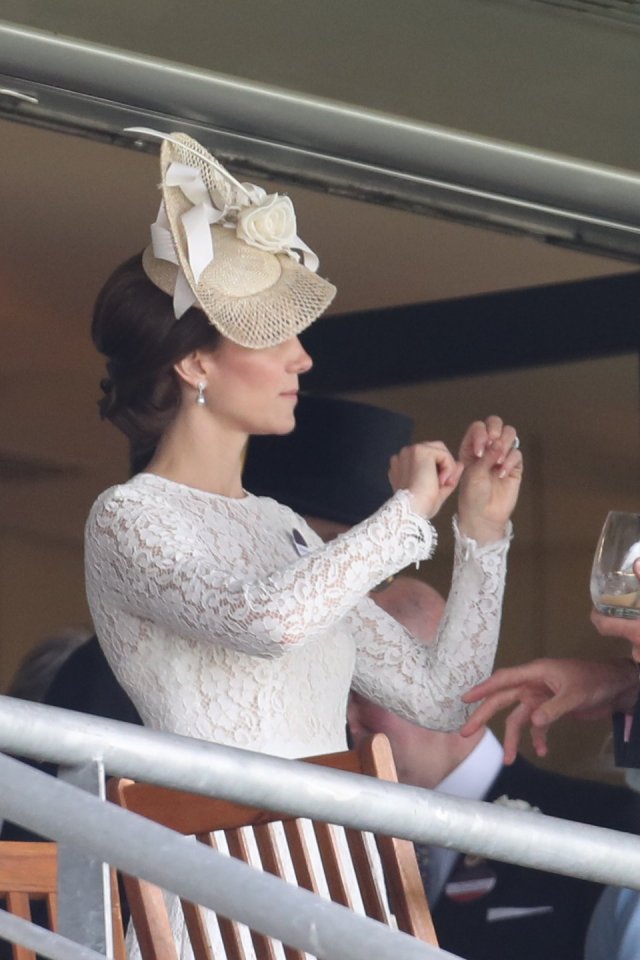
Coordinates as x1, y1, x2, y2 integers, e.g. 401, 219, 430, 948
253, 414, 297, 436
274, 417, 297, 435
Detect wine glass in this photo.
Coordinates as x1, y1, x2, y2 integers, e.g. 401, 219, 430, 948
591, 511, 640, 620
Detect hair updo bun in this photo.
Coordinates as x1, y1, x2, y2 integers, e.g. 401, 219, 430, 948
92, 253, 220, 446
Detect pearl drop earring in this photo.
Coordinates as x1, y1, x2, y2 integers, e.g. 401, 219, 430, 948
196, 381, 207, 406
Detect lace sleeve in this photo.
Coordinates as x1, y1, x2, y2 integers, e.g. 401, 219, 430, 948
85, 487, 436, 659
349, 518, 512, 730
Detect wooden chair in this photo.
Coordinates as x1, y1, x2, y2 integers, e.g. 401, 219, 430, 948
0, 841, 126, 960
108, 733, 438, 960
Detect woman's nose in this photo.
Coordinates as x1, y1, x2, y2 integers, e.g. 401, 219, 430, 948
290, 337, 313, 374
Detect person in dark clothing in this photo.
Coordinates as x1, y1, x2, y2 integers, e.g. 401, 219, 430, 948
43, 635, 141, 725
0, 636, 141, 844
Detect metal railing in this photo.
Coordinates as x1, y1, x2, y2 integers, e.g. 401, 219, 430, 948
1, 694, 639, 958
1, 20, 640, 259
0, 751, 459, 960
0, 908, 108, 960
1, 695, 639, 888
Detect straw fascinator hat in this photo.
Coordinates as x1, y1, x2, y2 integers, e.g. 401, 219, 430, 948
137, 129, 337, 348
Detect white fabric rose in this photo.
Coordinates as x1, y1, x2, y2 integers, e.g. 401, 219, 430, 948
236, 194, 298, 253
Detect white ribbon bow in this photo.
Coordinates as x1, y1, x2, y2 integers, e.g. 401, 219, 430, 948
150, 163, 227, 317
149, 157, 320, 319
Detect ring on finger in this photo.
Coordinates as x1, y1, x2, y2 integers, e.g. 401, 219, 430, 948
511, 435, 520, 451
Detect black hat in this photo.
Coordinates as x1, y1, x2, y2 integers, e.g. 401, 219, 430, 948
242, 395, 414, 525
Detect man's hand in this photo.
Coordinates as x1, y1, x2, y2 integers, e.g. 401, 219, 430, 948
460, 657, 639, 764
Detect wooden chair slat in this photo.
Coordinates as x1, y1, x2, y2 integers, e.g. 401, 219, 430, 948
0, 843, 57, 893
357, 736, 438, 942
252, 823, 284, 880
122, 874, 179, 960
344, 828, 387, 923
6, 892, 31, 923
312, 822, 354, 910
5, 934, 35, 960
226, 830, 278, 960
45, 892, 58, 933
282, 819, 321, 896
3, 943, 35, 960
199, 833, 246, 960
6, 891, 35, 960
181, 900, 213, 960
111, 779, 286, 833
253, 824, 306, 960
375, 833, 439, 943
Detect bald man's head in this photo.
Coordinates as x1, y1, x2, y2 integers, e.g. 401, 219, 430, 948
373, 577, 446, 647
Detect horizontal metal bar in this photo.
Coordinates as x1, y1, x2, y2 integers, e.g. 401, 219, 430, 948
0, 695, 639, 889
1, 20, 640, 258
0, 752, 458, 960
0, 909, 107, 960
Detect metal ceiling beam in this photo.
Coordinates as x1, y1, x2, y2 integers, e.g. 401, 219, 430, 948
2, 20, 640, 259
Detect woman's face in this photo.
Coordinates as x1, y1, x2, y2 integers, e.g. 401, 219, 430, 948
202, 335, 313, 436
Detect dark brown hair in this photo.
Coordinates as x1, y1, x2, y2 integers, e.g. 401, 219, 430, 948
92, 253, 220, 446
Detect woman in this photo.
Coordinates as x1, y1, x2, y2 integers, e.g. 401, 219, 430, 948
85, 131, 523, 762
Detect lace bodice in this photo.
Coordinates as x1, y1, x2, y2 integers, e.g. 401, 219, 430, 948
85, 473, 511, 758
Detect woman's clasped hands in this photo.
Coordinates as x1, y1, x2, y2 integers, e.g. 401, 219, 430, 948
389, 440, 463, 520
457, 416, 523, 544
388, 415, 523, 541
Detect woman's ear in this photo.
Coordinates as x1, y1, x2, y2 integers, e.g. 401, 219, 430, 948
173, 351, 209, 388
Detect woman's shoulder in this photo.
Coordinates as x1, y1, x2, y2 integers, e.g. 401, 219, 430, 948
86, 474, 183, 535
88, 474, 159, 512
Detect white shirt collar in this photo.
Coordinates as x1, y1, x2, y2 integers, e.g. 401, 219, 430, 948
435, 728, 504, 801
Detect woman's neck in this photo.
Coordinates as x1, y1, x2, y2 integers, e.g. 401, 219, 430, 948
146, 408, 247, 498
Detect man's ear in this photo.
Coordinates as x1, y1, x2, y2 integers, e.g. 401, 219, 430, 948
173, 351, 209, 388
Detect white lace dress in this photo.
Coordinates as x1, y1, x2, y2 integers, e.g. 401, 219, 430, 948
85, 472, 511, 752
85, 473, 511, 959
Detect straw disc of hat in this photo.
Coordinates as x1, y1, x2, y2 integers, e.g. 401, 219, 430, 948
142, 133, 336, 349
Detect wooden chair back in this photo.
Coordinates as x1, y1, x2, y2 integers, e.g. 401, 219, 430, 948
0, 841, 126, 960
108, 733, 438, 960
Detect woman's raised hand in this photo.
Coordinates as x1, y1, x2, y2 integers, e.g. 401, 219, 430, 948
457, 416, 523, 544
460, 657, 639, 764
389, 441, 464, 519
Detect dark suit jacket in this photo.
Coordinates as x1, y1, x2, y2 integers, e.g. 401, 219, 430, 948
613, 700, 640, 769
43, 636, 142, 725
429, 756, 640, 960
